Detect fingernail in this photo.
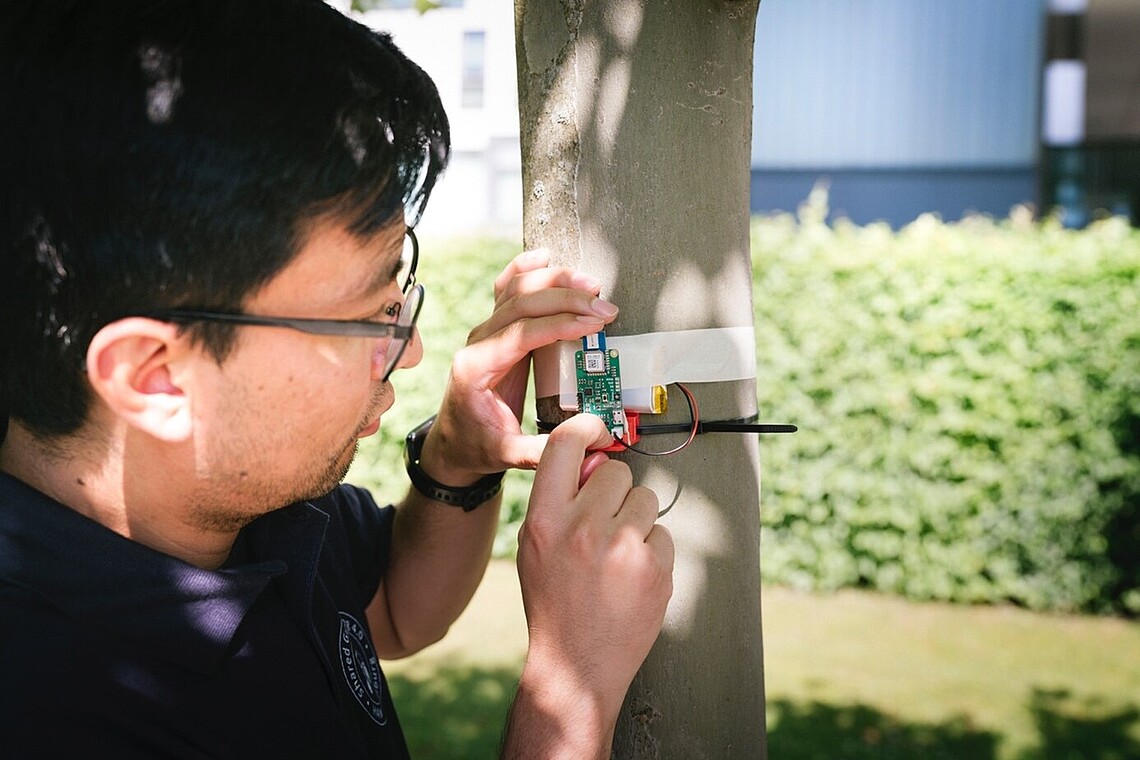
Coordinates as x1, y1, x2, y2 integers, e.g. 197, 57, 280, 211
591, 298, 619, 318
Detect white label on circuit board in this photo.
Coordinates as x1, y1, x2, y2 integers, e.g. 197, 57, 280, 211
584, 351, 606, 373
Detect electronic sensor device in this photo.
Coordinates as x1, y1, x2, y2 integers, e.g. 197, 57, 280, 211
575, 331, 629, 443
561, 330, 795, 456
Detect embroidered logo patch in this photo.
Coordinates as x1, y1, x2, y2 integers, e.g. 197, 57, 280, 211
338, 611, 387, 726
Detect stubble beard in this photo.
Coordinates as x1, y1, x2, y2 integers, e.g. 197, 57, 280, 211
189, 436, 361, 534
190, 382, 384, 534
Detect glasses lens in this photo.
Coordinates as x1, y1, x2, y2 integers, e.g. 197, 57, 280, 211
381, 284, 424, 380
396, 230, 419, 294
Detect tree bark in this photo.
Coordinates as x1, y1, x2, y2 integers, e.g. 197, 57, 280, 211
515, 1, 765, 757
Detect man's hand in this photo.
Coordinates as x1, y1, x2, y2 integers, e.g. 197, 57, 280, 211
374, 250, 619, 659
504, 414, 675, 759
416, 249, 618, 487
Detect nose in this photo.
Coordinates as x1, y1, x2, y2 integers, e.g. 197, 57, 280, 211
399, 327, 424, 370
372, 327, 423, 381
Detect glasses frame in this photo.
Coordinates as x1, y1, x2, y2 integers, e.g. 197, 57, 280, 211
397, 227, 419, 295
140, 229, 423, 381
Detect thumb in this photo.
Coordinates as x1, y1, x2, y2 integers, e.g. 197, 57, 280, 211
499, 431, 551, 471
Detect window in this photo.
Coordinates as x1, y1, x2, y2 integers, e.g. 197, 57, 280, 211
461, 30, 485, 109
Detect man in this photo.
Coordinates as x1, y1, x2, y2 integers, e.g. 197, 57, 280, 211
0, 1, 674, 758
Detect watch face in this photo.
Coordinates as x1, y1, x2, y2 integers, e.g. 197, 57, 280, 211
405, 416, 434, 462
407, 416, 436, 450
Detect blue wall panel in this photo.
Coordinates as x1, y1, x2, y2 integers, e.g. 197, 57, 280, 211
752, 0, 1047, 169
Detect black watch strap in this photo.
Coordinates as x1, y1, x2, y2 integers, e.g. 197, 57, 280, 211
404, 415, 505, 512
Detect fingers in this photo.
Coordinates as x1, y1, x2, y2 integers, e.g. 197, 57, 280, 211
494, 429, 549, 472
470, 288, 616, 349
434, 250, 615, 483
529, 415, 662, 549
492, 250, 602, 302
493, 286, 617, 326
481, 255, 613, 345
492, 248, 552, 297
578, 451, 610, 489
459, 259, 617, 383
611, 484, 659, 526
468, 295, 614, 351
454, 313, 604, 389
645, 524, 675, 571
528, 414, 614, 514
495, 264, 601, 306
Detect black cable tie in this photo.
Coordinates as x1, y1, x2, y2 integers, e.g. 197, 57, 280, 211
536, 415, 796, 436
640, 418, 798, 436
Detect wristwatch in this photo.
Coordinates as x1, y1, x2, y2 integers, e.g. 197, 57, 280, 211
404, 415, 505, 512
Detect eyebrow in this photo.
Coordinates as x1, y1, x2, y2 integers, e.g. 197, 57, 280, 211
350, 234, 405, 304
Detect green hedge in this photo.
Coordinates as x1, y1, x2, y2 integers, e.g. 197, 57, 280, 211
754, 193, 1140, 614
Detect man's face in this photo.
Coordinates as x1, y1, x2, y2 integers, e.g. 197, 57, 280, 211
183, 216, 422, 529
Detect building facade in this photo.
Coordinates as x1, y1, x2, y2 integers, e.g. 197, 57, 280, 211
350, 0, 1136, 231
355, 0, 523, 233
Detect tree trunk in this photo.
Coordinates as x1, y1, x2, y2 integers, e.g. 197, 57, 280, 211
515, 0, 765, 757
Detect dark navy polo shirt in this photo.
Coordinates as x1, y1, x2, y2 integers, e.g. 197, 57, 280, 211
0, 473, 410, 758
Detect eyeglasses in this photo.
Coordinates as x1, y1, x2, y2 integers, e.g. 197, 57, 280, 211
395, 227, 419, 295
142, 229, 423, 382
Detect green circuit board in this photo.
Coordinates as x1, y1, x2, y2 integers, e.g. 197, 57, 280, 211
575, 334, 626, 439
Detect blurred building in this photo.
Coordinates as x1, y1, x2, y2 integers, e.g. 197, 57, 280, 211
353, 0, 522, 233
349, 0, 1140, 231
1040, 0, 1140, 227
751, 0, 1044, 226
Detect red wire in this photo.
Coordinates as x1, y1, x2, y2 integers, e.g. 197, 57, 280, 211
614, 382, 699, 457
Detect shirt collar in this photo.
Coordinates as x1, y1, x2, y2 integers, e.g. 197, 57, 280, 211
0, 473, 327, 674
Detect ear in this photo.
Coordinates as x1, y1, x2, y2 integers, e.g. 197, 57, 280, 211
86, 318, 195, 442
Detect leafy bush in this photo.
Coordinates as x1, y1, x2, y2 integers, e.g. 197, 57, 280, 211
755, 193, 1140, 613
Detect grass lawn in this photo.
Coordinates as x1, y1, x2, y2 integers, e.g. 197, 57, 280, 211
383, 560, 1140, 759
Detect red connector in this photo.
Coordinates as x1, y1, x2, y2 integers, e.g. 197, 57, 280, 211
597, 410, 640, 452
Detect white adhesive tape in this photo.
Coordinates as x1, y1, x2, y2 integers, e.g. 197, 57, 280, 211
533, 326, 757, 408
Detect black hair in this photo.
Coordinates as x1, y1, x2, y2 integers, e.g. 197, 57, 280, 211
0, 0, 450, 438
